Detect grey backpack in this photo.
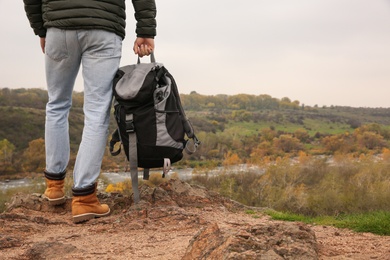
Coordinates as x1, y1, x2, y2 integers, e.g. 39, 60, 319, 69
110, 54, 200, 203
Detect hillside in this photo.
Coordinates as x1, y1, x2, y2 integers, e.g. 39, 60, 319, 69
1, 88, 390, 176
1, 179, 389, 259
1, 88, 390, 152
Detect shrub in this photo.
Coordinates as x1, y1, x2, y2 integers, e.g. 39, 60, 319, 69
191, 154, 390, 217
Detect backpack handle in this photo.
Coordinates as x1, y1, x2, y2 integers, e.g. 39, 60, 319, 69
137, 52, 156, 64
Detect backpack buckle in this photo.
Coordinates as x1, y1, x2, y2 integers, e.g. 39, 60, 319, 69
125, 114, 135, 133
125, 120, 135, 133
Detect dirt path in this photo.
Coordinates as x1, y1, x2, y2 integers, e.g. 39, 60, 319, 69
1, 179, 389, 259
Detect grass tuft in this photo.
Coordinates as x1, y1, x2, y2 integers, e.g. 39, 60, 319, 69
266, 210, 390, 236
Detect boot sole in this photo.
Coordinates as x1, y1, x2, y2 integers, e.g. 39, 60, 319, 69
43, 195, 66, 206
73, 209, 111, 224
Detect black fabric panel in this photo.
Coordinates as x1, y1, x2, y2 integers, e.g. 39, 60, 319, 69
137, 145, 183, 168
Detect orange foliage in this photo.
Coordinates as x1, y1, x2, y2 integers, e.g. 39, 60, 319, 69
223, 151, 242, 166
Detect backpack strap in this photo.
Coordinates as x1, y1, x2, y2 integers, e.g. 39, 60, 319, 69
137, 52, 156, 64
125, 113, 140, 204
143, 168, 150, 180
164, 68, 201, 152
162, 158, 171, 178
143, 160, 170, 180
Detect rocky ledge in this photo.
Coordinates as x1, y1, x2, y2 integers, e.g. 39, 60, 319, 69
1, 179, 387, 259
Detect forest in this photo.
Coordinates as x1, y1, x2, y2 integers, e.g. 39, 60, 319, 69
1, 87, 390, 175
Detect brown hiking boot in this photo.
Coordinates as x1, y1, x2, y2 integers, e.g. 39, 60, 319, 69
42, 170, 66, 206
72, 183, 110, 223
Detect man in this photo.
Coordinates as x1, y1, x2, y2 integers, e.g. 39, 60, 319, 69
23, 0, 156, 223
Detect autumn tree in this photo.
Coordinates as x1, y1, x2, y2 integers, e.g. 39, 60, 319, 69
219, 177, 237, 199
273, 134, 303, 154
0, 139, 15, 174
223, 151, 242, 166
321, 134, 355, 154
231, 110, 252, 122
260, 128, 277, 142
294, 129, 310, 143
250, 141, 273, 163
22, 138, 46, 173
356, 131, 387, 151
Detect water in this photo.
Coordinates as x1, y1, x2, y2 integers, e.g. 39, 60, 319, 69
101, 168, 194, 184
102, 164, 263, 184
1, 165, 264, 193
0, 178, 44, 193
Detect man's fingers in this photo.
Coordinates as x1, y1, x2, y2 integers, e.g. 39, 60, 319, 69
136, 44, 153, 57
133, 38, 155, 57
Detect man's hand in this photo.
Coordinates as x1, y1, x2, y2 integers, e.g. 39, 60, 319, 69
133, 37, 154, 57
40, 37, 45, 53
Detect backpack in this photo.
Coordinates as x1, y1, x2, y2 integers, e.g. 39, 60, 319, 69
109, 54, 200, 203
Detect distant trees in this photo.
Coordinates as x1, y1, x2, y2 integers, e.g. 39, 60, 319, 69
0, 120, 379, 175
0, 139, 15, 173
322, 134, 353, 154
1, 88, 47, 109
181, 93, 286, 111
273, 134, 303, 154
22, 138, 45, 173
294, 129, 310, 143
356, 132, 386, 150
0, 139, 14, 163
320, 124, 389, 155
1, 88, 390, 175
0, 88, 84, 110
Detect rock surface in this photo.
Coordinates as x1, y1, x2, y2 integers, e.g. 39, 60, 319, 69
1, 178, 389, 259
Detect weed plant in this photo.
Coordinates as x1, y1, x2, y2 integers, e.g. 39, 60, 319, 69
104, 172, 173, 195
191, 153, 390, 235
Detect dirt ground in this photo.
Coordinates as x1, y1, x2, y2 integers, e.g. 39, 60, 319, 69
1, 179, 390, 259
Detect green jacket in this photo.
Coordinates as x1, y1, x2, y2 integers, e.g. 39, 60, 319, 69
23, 0, 156, 39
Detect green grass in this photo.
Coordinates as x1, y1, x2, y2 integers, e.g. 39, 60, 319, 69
303, 118, 352, 135
334, 211, 390, 235
266, 210, 390, 236
244, 209, 262, 219
226, 121, 265, 135
225, 119, 353, 138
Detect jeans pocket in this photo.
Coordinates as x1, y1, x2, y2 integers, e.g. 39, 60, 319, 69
89, 31, 122, 58
45, 28, 69, 61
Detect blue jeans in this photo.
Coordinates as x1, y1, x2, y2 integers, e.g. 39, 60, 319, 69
44, 28, 122, 189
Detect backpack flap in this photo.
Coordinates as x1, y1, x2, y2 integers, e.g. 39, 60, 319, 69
114, 63, 163, 106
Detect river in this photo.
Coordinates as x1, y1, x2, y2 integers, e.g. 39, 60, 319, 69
0, 165, 263, 193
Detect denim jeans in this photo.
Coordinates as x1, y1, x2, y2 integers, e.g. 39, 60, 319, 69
44, 28, 122, 189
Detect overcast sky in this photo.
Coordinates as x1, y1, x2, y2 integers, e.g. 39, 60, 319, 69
1, 0, 390, 108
